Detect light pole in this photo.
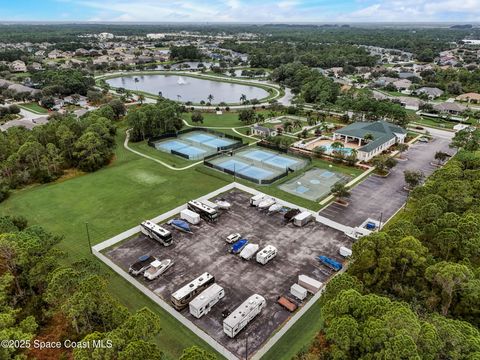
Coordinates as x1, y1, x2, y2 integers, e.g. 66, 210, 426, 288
245, 332, 248, 360
379, 212, 383, 230
85, 222, 92, 254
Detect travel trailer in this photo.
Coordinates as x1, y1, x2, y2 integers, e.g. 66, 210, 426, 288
223, 294, 266, 338
256, 245, 277, 265
189, 284, 225, 319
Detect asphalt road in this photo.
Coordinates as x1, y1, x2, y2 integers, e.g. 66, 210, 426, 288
319, 131, 455, 227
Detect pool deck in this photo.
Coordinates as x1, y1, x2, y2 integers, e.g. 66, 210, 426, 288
302, 138, 360, 151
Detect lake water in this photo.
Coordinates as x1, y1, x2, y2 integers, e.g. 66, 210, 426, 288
106, 74, 270, 104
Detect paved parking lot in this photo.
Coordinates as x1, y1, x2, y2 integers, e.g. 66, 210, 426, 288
320, 134, 454, 227
106, 190, 352, 358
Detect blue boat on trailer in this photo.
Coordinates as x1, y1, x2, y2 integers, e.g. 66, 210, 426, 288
168, 219, 192, 233
317, 256, 342, 271
230, 238, 248, 254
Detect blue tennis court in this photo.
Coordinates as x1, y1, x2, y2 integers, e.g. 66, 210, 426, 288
239, 148, 303, 170
241, 149, 276, 161
184, 133, 216, 143
155, 139, 190, 152
238, 166, 274, 180
264, 156, 299, 169
217, 159, 250, 172
181, 131, 237, 149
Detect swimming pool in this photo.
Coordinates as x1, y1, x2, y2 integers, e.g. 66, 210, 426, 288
323, 146, 354, 155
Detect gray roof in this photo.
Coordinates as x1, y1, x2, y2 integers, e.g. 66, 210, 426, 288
433, 102, 467, 113
7, 83, 40, 94
334, 121, 407, 153
417, 87, 444, 97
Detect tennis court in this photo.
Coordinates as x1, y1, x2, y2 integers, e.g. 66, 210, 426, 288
279, 167, 351, 201
205, 147, 308, 184
152, 130, 240, 160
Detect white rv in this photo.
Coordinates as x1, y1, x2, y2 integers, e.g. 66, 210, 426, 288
171, 272, 215, 310
256, 245, 277, 265
223, 294, 266, 338
200, 199, 219, 211
180, 209, 201, 225
187, 200, 218, 222
240, 243, 259, 260
189, 284, 225, 319
293, 211, 313, 227
250, 194, 264, 206
140, 220, 173, 246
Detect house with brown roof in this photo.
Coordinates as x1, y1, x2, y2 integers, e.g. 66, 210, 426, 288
456, 92, 480, 104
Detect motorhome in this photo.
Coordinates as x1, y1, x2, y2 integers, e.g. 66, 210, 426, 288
171, 272, 215, 310
189, 284, 225, 319
180, 209, 200, 225
250, 194, 264, 206
200, 199, 219, 211
256, 245, 277, 265
187, 200, 218, 222
223, 294, 266, 338
140, 220, 173, 246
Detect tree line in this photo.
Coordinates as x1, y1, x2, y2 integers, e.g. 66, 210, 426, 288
299, 129, 480, 359
0, 105, 120, 203
0, 216, 215, 359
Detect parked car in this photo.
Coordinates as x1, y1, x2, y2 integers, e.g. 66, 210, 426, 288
226, 233, 241, 244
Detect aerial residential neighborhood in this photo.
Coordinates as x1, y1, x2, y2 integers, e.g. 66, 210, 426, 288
0, 2, 479, 360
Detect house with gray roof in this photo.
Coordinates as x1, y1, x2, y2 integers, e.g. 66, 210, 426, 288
333, 121, 407, 161
433, 102, 467, 115
416, 87, 444, 99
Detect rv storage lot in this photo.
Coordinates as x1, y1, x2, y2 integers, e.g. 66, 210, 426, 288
106, 190, 352, 359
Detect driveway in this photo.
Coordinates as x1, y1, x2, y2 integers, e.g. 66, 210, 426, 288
319, 130, 454, 227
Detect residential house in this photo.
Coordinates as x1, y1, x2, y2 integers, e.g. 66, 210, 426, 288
416, 87, 444, 99
392, 79, 412, 91
7, 83, 40, 95
29, 62, 43, 71
9, 60, 27, 72
433, 102, 467, 115
456, 92, 480, 104
333, 120, 407, 161
48, 49, 65, 59
396, 96, 421, 111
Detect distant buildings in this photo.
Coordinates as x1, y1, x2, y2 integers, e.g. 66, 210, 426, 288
416, 87, 444, 99
9, 60, 27, 72
456, 92, 480, 104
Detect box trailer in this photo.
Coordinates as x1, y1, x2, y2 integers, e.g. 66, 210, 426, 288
298, 275, 323, 294
189, 284, 225, 319
277, 296, 297, 312
256, 245, 277, 265
250, 194, 265, 206
180, 209, 201, 225
223, 294, 266, 338
290, 283, 307, 301
339, 246, 352, 258
293, 211, 313, 227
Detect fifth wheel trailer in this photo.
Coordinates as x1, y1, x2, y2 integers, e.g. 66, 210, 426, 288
189, 284, 225, 319
223, 294, 266, 338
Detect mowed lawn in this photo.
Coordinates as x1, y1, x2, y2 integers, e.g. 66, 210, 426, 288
182, 111, 268, 128
0, 130, 229, 359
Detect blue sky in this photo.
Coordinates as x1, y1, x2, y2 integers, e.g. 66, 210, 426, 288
0, 0, 479, 22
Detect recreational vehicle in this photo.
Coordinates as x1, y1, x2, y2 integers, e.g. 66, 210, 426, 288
189, 284, 225, 319
223, 294, 266, 338
293, 211, 313, 227
250, 194, 264, 206
140, 220, 173, 246
187, 200, 218, 222
298, 275, 323, 294
171, 272, 215, 310
256, 245, 277, 265
180, 209, 200, 225
200, 199, 219, 211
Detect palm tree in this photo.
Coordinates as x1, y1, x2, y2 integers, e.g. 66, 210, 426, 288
207, 94, 214, 104
138, 94, 145, 105
240, 94, 247, 104
283, 120, 293, 133
331, 141, 344, 150
363, 133, 374, 143
292, 119, 303, 129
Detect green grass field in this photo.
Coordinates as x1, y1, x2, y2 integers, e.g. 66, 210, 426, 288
183, 112, 245, 128
19, 102, 49, 114
0, 130, 229, 359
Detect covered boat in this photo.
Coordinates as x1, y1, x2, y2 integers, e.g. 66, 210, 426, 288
239, 244, 259, 260
230, 238, 248, 254
316, 256, 342, 271
268, 203, 283, 213
144, 259, 174, 280
216, 199, 231, 210
168, 219, 192, 233
258, 197, 276, 209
